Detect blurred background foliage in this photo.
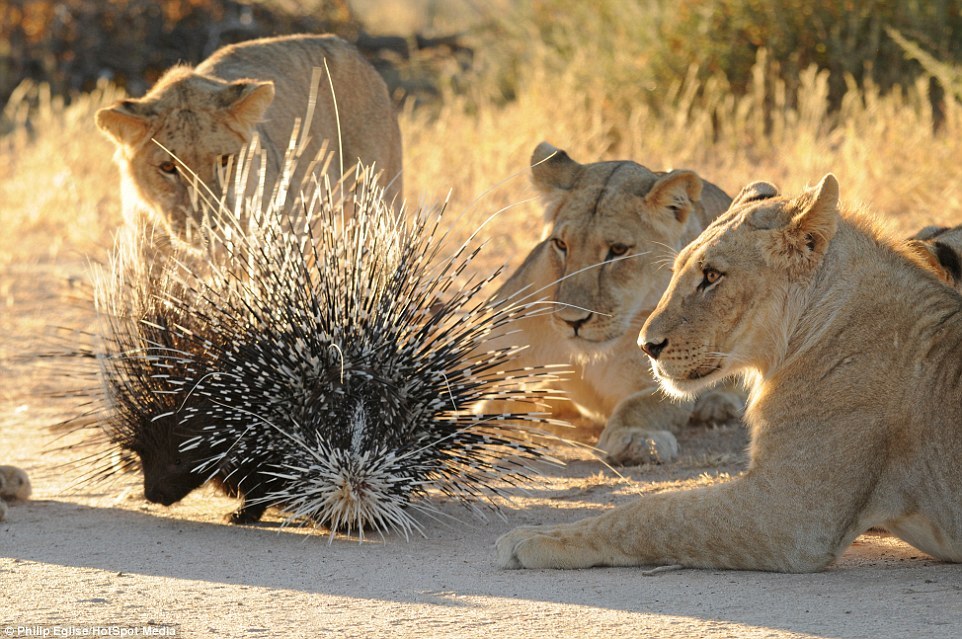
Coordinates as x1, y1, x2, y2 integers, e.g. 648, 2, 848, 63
4, 0, 962, 113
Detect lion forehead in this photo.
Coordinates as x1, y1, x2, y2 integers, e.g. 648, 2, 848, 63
554, 163, 662, 233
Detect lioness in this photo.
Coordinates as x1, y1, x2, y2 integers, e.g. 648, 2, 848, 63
492, 143, 742, 465
498, 174, 962, 572
907, 224, 962, 290
96, 34, 403, 237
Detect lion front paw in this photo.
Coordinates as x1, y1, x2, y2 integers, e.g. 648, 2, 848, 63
596, 428, 679, 465
496, 525, 585, 569
0, 465, 31, 502
689, 391, 744, 424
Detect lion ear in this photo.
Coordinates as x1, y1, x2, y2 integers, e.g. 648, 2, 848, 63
769, 174, 839, 275
530, 142, 582, 192
904, 238, 961, 285
732, 181, 779, 207
646, 170, 702, 223
219, 80, 275, 133
95, 100, 151, 147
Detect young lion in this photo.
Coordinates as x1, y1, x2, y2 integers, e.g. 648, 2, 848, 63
498, 174, 962, 572
490, 143, 742, 465
96, 34, 403, 238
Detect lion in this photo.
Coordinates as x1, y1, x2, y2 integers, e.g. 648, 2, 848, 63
490, 142, 743, 465
96, 34, 403, 238
497, 174, 962, 572
906, 224, 962, 290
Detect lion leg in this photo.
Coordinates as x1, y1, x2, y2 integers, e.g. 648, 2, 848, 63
595, 389, 692, 464
497, 471, 856, 572
690, 390, 744, 424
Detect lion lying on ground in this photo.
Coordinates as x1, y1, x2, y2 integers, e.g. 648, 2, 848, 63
96, 34, 403, 238
498, 174, 962, 572
491, 143, 742, 465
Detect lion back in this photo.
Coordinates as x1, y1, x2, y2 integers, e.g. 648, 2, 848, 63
199, 34, 403, 201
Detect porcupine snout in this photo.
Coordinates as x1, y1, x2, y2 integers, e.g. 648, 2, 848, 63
141, 462, 203, 506
143, 481, 184, 506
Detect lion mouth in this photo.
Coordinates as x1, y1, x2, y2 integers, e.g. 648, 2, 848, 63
567, 332, 617, 345
652, 359, 723, 383
686, 362, 723, 380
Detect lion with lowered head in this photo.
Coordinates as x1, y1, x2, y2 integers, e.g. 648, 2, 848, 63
498, 174, 962, 572
96, 34, 403, 239
490, 142, 742, 465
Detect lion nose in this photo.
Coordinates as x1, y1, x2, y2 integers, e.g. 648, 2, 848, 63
642, 338, 669, 359
563, 313, 592, 335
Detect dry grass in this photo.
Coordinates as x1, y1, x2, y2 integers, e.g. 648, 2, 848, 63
0, 80, 124, 268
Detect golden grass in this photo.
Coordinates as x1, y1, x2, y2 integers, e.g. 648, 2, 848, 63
0, 80, 124, 268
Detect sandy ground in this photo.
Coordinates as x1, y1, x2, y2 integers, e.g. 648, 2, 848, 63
3, 256, 962, 639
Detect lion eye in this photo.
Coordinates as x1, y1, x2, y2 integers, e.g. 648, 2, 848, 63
552, 238, 568, 253
607, 243, 630, 260
699, 267, 723, 290
159, 160, 179, 175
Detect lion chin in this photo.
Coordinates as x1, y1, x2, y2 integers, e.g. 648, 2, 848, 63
652, 362, 729, 399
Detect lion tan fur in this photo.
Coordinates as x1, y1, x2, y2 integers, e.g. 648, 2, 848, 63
497, 174, 962, 572
96, 34, 403, 237
489, 142, 741, 464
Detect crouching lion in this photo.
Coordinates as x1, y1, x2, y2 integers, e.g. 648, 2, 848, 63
498, 174, 962, 572
490, 143, 742, 465
96, 34, 403, 238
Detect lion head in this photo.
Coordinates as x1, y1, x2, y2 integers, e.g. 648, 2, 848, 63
96, 67, 275, 234
640, 174, 841, 397
526, 142, 730, 348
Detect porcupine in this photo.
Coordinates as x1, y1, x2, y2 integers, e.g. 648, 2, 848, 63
88, 159, 567, 536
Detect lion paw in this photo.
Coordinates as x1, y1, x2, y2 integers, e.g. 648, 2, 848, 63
496, 525, 571, 569
690, 391, 744, 425
0, 465, 31, 502
597, 428, 679, 465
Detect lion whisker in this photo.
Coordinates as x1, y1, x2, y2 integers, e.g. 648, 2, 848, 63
500, 249, 652, 310
647, 240, 680, 258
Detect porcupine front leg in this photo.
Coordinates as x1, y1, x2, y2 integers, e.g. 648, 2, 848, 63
496, 464, 871, 573
227, 499, 268, 525
216, 474, 270, 524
